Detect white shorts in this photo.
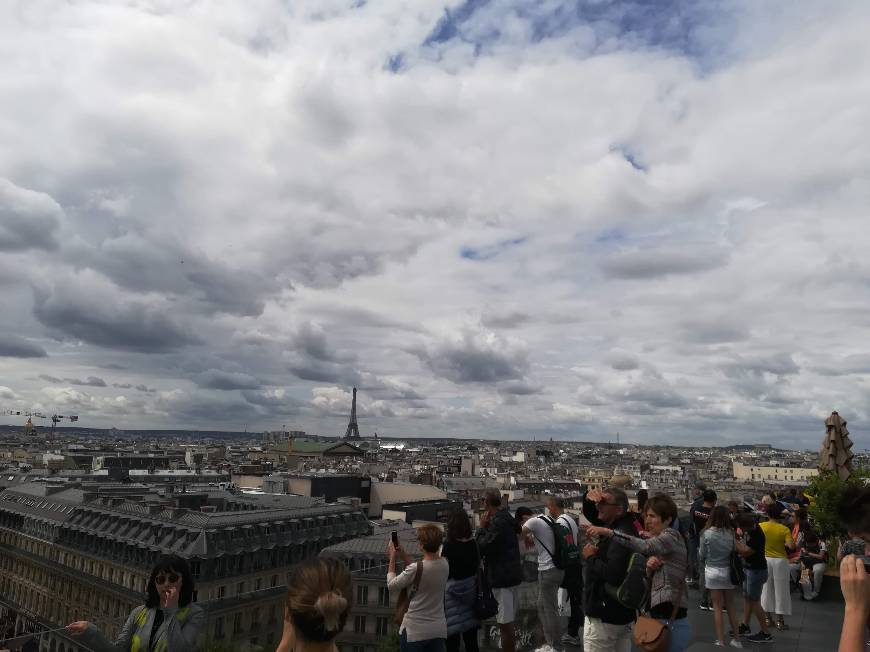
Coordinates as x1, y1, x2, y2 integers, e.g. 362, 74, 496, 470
705, 566, 734, 590
492, 586, 517, 624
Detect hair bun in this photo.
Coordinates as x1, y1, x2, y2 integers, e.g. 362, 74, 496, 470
314, 591, 348, 632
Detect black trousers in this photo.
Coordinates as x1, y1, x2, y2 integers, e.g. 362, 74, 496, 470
564, 567, 584, 636
446, 627, 479, 652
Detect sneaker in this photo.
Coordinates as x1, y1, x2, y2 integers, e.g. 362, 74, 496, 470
729, 640, 744, 648
738, 623, 751, 636
560, 634, 582, 647
699, 603, 713, 611
713, 642, 724, 648
746, 632, 774, 643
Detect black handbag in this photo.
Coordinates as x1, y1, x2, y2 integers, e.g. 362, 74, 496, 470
474, 544, 499, 620
729, 538, 746, 586
474, 567, 499, 620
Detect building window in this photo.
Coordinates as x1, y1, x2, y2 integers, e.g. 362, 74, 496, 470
271, 574, 278, 588
255, 578, 262, 591
354, 616, 366, 634
378, 587, 390, 607
356, 584, 368, 605
237, 581, 244, 596
214, 617, 224, 639
376, 617, 389, 636
233, 613, 243, 634
218, 585, 226, 599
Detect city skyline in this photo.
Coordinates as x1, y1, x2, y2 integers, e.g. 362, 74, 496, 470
2, 2, 870, 449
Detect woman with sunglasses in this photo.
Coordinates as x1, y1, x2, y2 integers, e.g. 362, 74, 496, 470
67, 554, 205, 651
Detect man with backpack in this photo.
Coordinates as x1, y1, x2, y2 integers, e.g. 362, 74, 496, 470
581, 487, 638, 652
523, 495, 580, 650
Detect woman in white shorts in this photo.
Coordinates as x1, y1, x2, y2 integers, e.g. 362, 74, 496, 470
700, 506, 743, 648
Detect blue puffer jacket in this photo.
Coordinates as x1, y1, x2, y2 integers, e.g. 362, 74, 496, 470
444, 576, 479, 636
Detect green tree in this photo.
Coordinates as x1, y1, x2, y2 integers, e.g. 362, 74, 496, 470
807, 468, 870, 540
376, 627, 400, 652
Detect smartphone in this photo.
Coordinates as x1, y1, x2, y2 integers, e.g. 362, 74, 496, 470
391, 531, 399, 548
863, 556, 870, 574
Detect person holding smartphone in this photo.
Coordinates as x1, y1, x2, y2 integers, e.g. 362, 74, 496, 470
67, 554, 204, 651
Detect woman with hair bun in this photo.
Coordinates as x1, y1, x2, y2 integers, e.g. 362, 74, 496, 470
276, 557, 353, 652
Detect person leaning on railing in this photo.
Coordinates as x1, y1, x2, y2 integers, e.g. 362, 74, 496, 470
66, 554, 205, 651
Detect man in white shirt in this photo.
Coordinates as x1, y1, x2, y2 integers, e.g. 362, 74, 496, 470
523, 496, 578, 651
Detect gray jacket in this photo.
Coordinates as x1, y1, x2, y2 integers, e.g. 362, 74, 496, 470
78, 603, 205, 652
612, 527, 687, 610
700, 527, 735, 569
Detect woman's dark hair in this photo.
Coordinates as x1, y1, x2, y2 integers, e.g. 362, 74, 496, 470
736, 513, 757, 531
636, 490, 649, 514
644, 494, 677, 525
145, 555, 194, 608
514, 506, 534, 533
446, 506, 472, 543
286, 558, 352, 642
767, 503, 785, 520
838, 485, 870, 535
803, 530, 820, 546
705, 505, 733, 530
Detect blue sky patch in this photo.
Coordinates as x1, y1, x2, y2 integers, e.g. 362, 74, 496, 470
406, 0, 736, 70
461, 236, 528, 261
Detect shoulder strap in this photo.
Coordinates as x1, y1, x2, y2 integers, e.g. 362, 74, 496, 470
531, 518, 557, 560
411, 560, 424, 592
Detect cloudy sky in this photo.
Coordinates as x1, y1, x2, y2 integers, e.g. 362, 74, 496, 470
1, 0, 869, 449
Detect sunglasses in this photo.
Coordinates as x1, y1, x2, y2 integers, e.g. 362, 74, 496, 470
154, 573, 180, 584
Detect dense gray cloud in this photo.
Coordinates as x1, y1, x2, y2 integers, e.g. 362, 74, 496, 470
600, 247, 730, 280
33, 278, 201, 353
416, 331, 530, 384
0, 335, 47, 358
196, 370, 262, 391
41, 374, 107, 387
0, 178, 61, 252
1, 1, 869, 448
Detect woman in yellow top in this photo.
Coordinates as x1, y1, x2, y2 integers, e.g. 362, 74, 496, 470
759, 504, 796, 631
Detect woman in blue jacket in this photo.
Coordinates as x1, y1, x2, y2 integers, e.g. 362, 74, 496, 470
442, 507, 480, 652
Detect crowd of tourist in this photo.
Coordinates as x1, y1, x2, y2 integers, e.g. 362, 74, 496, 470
58, 483, 869, 652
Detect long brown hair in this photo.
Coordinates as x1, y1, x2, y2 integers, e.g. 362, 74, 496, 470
704, 505, 733, 531
285, 558, 352, 642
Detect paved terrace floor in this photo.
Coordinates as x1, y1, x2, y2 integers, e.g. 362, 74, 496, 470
481, 578, 847, 652
682, 590, 845, 652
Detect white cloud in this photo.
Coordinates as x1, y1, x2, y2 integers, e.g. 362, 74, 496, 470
0, 1, 868, 448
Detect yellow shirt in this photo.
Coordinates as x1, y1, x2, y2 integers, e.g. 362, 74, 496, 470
760, 520, 793, 558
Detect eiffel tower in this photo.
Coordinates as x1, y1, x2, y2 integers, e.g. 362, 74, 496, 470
344, 387, 361, 439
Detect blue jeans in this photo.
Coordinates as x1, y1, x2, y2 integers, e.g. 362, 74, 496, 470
658, 616, 692, 652
743, 568, 768, 602
400, 630, 446, 652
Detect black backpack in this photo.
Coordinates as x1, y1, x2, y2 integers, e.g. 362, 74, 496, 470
605, 551, 650, 611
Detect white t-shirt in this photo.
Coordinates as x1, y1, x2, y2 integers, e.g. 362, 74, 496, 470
525, 513, 579, 572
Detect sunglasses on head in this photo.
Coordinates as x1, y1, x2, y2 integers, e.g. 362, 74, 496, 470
155, 572, 180, 584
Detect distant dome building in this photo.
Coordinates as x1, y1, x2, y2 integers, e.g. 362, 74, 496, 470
22, 417, 34, 435
609, 466, 633, 489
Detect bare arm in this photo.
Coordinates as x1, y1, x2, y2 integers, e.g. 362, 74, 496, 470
839, 556, 870, 652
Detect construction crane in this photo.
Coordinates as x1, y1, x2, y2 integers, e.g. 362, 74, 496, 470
2, 410, 79, 439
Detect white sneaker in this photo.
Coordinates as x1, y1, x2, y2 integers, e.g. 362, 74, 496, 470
729, 640, 744, 648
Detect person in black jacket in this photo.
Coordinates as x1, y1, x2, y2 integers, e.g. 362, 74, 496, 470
581, 487, 637, 652
475, 488, 522, 652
